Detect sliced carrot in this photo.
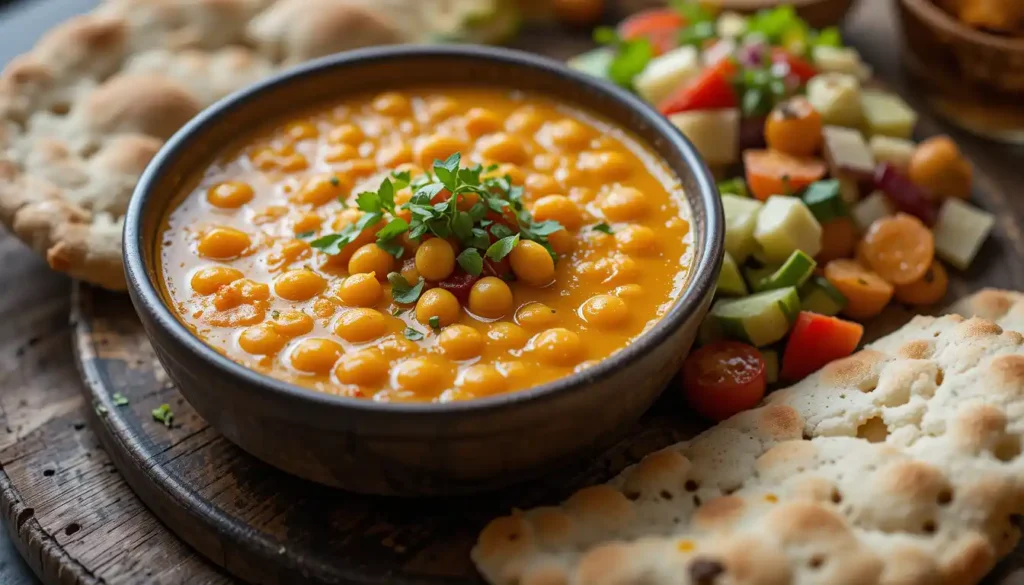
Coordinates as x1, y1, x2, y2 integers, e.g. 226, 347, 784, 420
893, 259, 949, 306
816, 217, 859, 263
854, 238, 871, 267
860, 213, 935, 285
780, 312, 863, 381
743, 150, 828, 201
824, 259, 894, 320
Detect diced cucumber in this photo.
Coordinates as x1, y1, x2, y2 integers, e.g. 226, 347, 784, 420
807, 73, 863, 128
931, 198, 995, 269
717, 252, 748, 296
861, 89, 918, 139
743, 262, 778, 291
760, 348, 780, 384
717, 177, 749, 198
812, 46, 872, 81
823, 125, 875, 177
799, 275, 848, 316
711, 287, 801, 347
869, 135, 916, 172
568, 48, 614, 79
754, 250, 816, 292
634, 45, 702, 104
753, 195, 823, 262
851, 190, 894, 232
669, 109, 740, 166
802, 179, 847, 223
722, 194, 763, 262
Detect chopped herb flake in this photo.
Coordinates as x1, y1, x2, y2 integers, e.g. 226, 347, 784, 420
329, 176, 340, 187
391, 307, 406, 316
403, 327, 425, 341
428, 316, 441, 332
296, 231, 315, 239
592, 223, 614, 234
271, 310, 280, 319
152, 404, 174, 428
112, 393, 129, 406
388, 272, 425, 304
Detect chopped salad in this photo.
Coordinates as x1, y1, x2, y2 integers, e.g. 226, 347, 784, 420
571, 2, 997, 420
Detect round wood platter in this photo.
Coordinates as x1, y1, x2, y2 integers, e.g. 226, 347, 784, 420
3, 2, 1024, 585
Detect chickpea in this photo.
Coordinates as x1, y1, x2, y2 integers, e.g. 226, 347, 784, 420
547, 228, 575, 255
270, 309, 314, 337
284, 120, 319, 141
312, 297, 337, 319
525, 174, 561, 198
334, 349, 389, 386
468, 276, 514, 319
393, 356, 452, 395
267, 238, 311, 269
487, 322, 528, 350
463, 107, 502, 137
197, 227, 251, 259
577, 151, 631, 181
600, 186, 649, 221
328, 124, 363, 145
436, 324, 484, 360
532, 195, 583, 231
372, 92, 411, 117
426, 96, 459, 122
415, 288, 461, 327
289, 338, 343, 374
531, 328, 584, 367
377, 334, 418, 360
191, 266, 244, 295
484, 163, 526, 186
337, 272, 382, 307
615, 224, 658, 255
334, 308, 388, 343
400, 260, 421, 285
294, 174, 349, 207
580, 294, 629, 329
613, 284, 644, 299
238, 324, 287, 356
416, 135, 467, 168
457, 365, 507, 396
506, 106, 543, 134
344, 159, 378, 178
213, 278, 270, 311
508, 240, 556, 287
207, 181, 254, 208
324, 143, 359, 163
604, 254, 640, 286
908, 136, 972, 200
477, 133, 528, 165
414, 238, 456, 281
274, 269, 326, 301
348, 243, 394, 279
553, 0, 606, 26
377, 142, 413, 168
545, 118, 592, 151
292, 212, 322, 235
516, 302, 558, 331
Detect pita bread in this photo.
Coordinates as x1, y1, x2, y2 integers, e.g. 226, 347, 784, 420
473, 291, 1024, 585
0, 0, 518, 290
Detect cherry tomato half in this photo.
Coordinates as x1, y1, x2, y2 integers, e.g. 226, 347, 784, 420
682, 341, 766, 421
618, 9, 686, 55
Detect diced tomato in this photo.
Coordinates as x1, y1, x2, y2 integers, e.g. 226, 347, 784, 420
681, 341, 766, 421
780, 312, 864, 381
743, 149, 828, 201
483, 257, 513, 280
437, 270, 480, 304
430, 188, 453, 205
618, 9, 686, 55
771, 48, 817, 84
659, 60, 739, 115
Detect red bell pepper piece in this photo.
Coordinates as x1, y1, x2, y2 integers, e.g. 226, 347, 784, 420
780, 312, 864, 381
658, 59, 739, 115
771, 48, 817, 84
618, 9, 686, 55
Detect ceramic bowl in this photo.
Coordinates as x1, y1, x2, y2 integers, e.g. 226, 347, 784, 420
123, 45, 723, 496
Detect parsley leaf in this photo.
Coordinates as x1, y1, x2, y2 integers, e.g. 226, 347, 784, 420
152, 404, 174, 428
403, 327, 425, 341
112, 392, 129, 406
296, 230, 316, 239
388, 272, 425, 304
457, 247, 484, 276
377, 238, 405, 259
592, 223, 614, 234
391, 170, 411, 190
357, 191, 382, 213
467, 228, 491, 250
597, 31, 655, 88
309, 212, 382, 255
433, 153, 461, 190
486, 234, 520, 262
428, 316, 441, 332
490, 223, 514, 240
376, 217, 409, 242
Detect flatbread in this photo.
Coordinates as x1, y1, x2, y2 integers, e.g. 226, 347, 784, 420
0, 0, 518, 290
473, 291, 1024, 585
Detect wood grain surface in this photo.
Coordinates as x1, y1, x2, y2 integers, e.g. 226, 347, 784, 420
2, 0, 1024, 584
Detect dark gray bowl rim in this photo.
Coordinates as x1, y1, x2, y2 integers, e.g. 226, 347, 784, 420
123, 44, 724, 416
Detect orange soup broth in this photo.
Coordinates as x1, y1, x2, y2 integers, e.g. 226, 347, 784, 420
159, 87, 694, 403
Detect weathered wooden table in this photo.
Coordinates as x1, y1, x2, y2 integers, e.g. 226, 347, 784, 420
2, 0, 1024, 584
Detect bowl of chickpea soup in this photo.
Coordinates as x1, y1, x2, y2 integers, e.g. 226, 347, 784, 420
124, 45, 723, 495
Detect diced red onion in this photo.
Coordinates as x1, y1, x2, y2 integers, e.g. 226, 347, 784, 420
437, 271, 480, 304
738, 42, 767, 68
739, 116, 767, 151
873, 163, 937, 226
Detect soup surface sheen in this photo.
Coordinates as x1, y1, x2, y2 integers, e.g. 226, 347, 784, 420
159, 87, 693, 402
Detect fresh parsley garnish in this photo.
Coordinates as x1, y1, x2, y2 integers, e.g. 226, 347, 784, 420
456, 247, 484, 276
592, 223, 614, 235
388, 272, 425, 304
403, 327, 425, 341
717, 178, 749, 198
152, 404, 174, 428
486, 234, 520, 262
112, 393, 129, 406
428, 316, 441, 332
329, 175, 341, 187
594, 27, 654, 88
391, 307, 406, 316
271, 310, 280, 319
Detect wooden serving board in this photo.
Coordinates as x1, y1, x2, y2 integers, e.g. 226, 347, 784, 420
3, 1, 1024, 585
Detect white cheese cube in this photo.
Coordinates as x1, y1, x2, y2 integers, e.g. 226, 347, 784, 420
807, 73, 863, 128
869, 135, 916, 172
852, 191, 895, 232
823, 126, 875, 177
861, 90, 918, 139
722, 194, 763, 263
634, 46, 701, 105
812, 46, 872, 81
754, 196, 823, 262
669, 109, 740, 166
932, 198, 995, 269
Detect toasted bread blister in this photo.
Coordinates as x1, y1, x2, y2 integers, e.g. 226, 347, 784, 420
474, 289, 1024, 585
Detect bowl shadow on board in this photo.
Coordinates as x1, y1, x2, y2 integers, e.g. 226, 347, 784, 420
123, 45, 724, 496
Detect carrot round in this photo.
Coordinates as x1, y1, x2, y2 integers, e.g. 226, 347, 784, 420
816, 217, 859, 263
860, 213, 935, 285
744, 149, 828, 201
893, 259, 949, 306
824, 259, 894, 320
